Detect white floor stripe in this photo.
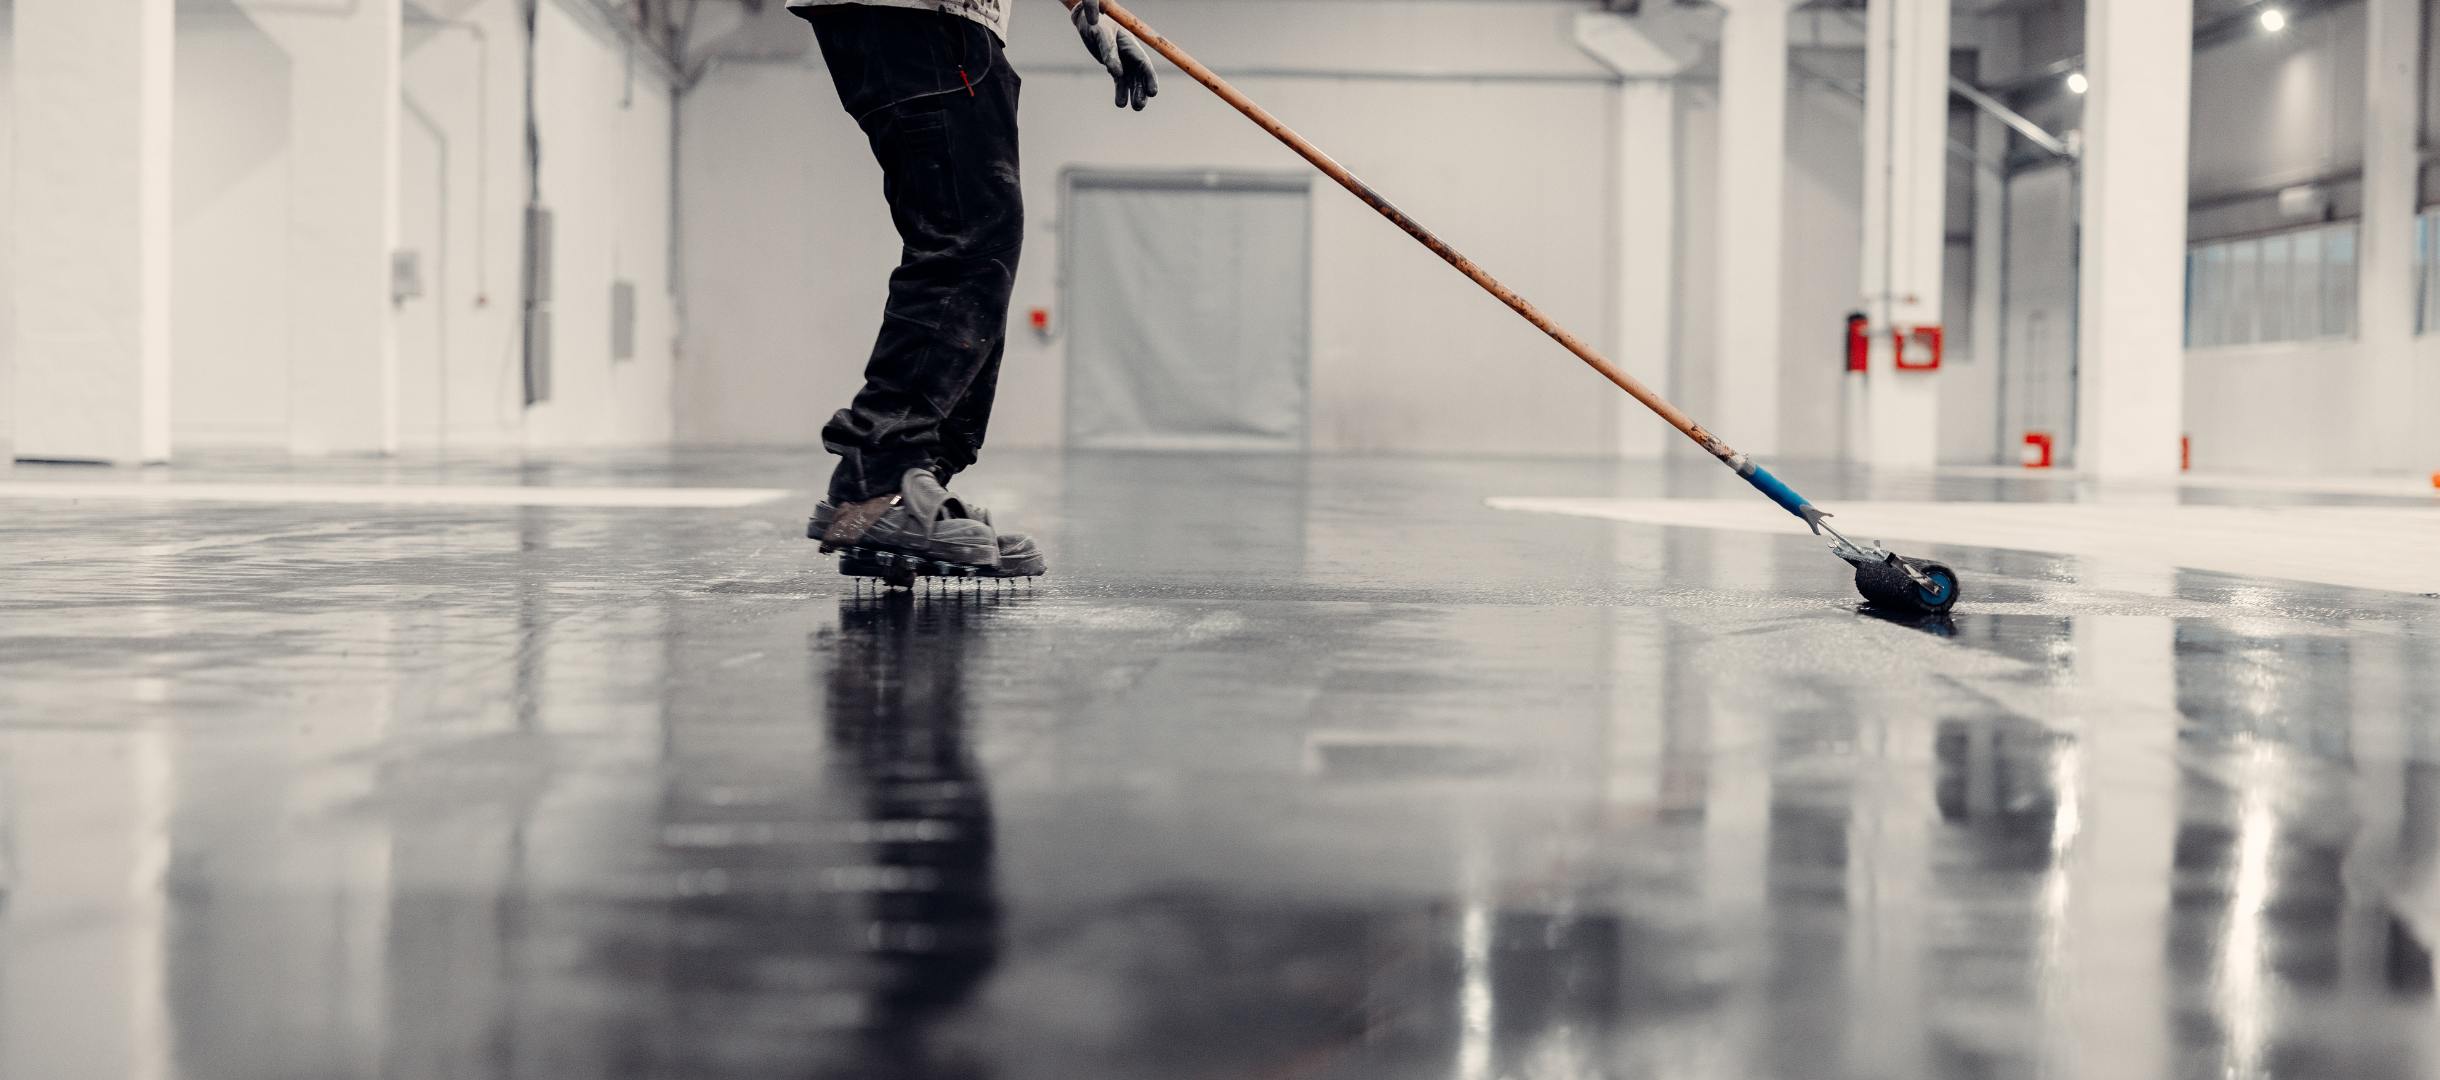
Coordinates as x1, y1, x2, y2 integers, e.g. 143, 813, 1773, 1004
0, 481, 793, 509
1488, 496, 2440, 596
1937, 465, 2440, 500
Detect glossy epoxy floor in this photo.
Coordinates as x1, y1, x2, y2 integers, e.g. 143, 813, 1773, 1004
2, 449, 2438, 1080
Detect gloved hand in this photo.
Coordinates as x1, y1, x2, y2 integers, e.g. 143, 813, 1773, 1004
1071, 0, 1159, 111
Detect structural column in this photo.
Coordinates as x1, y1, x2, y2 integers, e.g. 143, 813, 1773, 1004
1857, 0, 1950, 470
2075, 0, 2192, 478
1962, 21, 2022, 468
1712, 0, 1792, 456
2358, 0, 2424, 473
11, 0, 176, 464
240, 0, 405, 455
1575, 10, 1703, 460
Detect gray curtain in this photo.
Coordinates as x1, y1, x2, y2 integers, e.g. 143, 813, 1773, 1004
1066, 177, 1310, 451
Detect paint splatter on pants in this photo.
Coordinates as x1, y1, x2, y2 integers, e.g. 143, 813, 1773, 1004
804, 5, 1022, 503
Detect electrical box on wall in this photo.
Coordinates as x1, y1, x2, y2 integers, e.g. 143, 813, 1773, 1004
2022, 431, 2054, 469
523, 206, 555, 406
391, 250, 425, 304
523, 207, 555, 303
525, 311, 553, 407
1892, 325, 1943, 371
612, 281, 637, 362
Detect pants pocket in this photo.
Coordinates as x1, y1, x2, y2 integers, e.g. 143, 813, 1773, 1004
872, 97, 965, 251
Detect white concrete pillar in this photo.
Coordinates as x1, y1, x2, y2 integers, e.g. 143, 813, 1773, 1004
2359, 0, 2424, 473
1858, 0, 1951, 470
1712, 0, 1791, 456
1576, 11, 1703, 460
1963, 81, 2014, 465
11, 0, 176, 464
240, 0, 405, 456
2075, 0, 2192, 478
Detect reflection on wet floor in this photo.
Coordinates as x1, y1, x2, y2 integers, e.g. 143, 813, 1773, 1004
0, 449, 2436, 1079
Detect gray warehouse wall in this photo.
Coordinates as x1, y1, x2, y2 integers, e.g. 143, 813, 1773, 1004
679, 0, 1624, 458
676, 2, 1898, 464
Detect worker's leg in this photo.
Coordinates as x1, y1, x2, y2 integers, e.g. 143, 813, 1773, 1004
806, 5, 1023, 505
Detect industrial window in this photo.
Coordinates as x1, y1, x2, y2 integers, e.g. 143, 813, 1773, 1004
2186, 222, 2357, 348
2417, 209, 2440, 334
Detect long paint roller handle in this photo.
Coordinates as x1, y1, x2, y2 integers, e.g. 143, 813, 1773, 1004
1069, 0, 1808, 520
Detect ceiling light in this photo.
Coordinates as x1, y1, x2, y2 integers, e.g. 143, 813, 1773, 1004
2066, 71, 2089, 95
2260, 8, 2287, 32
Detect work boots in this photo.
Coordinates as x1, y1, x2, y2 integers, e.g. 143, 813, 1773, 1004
810, 468, 1047, 580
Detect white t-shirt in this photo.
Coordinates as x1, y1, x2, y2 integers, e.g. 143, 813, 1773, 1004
789, 0, 1012, 43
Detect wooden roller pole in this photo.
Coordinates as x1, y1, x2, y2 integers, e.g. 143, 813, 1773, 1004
1070, 0, 1748, 466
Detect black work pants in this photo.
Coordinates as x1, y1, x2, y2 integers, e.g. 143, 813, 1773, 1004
804, 5, 1022, 503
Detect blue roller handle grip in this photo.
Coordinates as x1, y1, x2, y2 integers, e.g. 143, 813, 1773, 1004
1741, 464, 1815, 521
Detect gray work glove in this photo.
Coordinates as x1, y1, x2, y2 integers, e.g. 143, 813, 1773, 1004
1072, 0, 1159, 111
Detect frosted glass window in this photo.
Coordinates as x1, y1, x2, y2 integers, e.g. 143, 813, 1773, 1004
2420, 211, 2439, 335
2186, 222, 2360, 346
2290, 229, 2323, 338
2190, 246, 2228, 348
2227, 239, 2261, 345
2258, 234, 2292, 342
2323, 226, 2356, 339
2196, 249, 2215, 346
